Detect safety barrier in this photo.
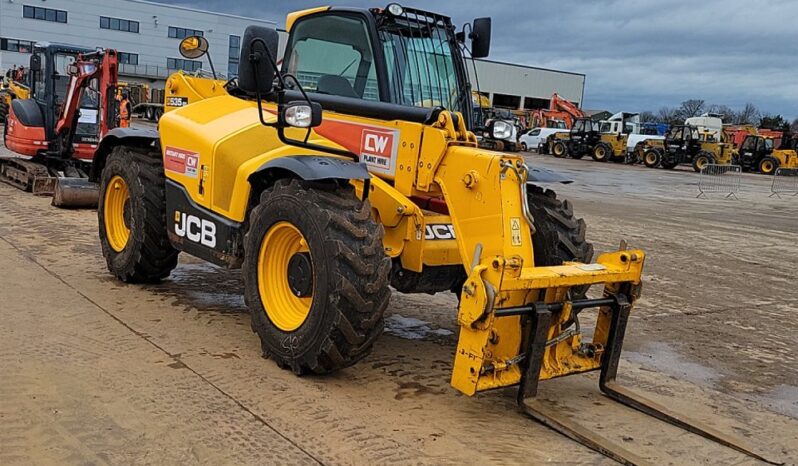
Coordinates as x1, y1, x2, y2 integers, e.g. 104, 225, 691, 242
770, 168, 798, 198
697, 164, 741, 199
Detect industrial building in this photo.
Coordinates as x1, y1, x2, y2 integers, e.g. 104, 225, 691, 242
0, 0, 585, 109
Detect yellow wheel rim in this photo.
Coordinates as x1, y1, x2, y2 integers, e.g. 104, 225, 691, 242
104, 175, 130, 252
597, 147, 606, 158
697, 157, 707, 169
762, 161, 773, 173
554, 145, 564, 155
645, 153, 657, 164
258, 221, 313, 332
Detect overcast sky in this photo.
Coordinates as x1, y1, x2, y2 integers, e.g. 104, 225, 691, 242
158, 0, 798, 119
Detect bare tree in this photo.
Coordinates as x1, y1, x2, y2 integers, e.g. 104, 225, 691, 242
677, 99, 705, 119
706, 104, 736, 123
657, 106, 680, 125
735, 103, 760, 125
790, 118, 798, 134
639, 111, 656, 123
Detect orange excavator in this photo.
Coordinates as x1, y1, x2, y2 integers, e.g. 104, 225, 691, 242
2, 46, 120, 207
530, 92, 585, 129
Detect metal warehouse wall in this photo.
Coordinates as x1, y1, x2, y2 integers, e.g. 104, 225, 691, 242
467, 59, 585, 108
0, 0, 275, 78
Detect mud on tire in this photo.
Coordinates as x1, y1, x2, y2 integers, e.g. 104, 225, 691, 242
527, 185, 594, 297
98, 145, 179, 282
243, 179, 391, 375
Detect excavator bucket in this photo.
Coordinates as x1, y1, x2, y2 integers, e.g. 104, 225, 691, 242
52, 177, 99, 208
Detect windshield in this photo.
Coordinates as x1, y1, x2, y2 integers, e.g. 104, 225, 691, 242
378, 13, 465, 116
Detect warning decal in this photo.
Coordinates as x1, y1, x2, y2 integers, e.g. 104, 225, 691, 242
165, 146, 199, 179
510, 217, 522, 246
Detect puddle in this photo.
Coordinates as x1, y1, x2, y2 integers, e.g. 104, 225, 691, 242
754, 385, 798, 419
384, 314, 454, 341
624, 341, 720, 387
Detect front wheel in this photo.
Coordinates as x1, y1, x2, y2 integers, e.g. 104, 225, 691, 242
692, 151, 715, 172
521, 142, 528, 152
759, 156, 779, 175
592, 143, 611, 162
243, 179, 391, 375
527, 186, 594, 298
552, 141, 568, 158
98, 145, 179, 282
643, 149, 661, 168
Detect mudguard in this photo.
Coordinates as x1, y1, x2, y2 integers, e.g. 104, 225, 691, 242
527, 166, 573, 184
250, 155, 371, 182
90, 127, 160, 180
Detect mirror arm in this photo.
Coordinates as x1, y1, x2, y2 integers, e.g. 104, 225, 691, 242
246, 38, 359, 161
206, 52, 217, 80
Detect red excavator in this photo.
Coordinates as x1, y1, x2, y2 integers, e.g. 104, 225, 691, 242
529, 92, 585, 129
2, 45, 119, 207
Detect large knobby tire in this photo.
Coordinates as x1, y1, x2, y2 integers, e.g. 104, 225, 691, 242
692, 151, 715, 172
527, 186, 594, 297
243, 179, 391, 375
759, 156, 779, 175
98, 145, 179, 282
592, 143, 611, 162
552, 141, 568, 158
643, 149, 661, 168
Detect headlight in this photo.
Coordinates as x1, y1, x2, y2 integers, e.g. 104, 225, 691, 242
492, 120, 512, 139
285, 104, 313, 128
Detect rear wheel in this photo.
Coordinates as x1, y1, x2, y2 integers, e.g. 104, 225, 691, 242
527, 186, 594, 298
592, 143, 611, 162
552, 141, 568, 158
521, 142, 528, 152
759, 156, 779, 175
692, 151, 715, 172
243, 179, 391, 374
98, 145, 179, 282
643, 149, 661, 168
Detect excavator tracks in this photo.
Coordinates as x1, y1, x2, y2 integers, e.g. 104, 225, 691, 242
0, 157, 56, 195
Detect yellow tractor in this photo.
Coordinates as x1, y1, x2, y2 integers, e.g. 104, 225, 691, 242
91, 5, 777, 464
642, 125, 736, 171
738, 135, 798, 174
546, 117, 628, 162
0, 72, 31, 123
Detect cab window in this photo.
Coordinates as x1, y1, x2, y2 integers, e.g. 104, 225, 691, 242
741, 137, 757, 151
283, 14, 378, 101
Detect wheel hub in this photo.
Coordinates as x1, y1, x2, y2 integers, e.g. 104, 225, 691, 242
287, 252, 313, 298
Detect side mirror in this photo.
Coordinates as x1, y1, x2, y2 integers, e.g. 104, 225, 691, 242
279, 101, 322, 128
239, 25, 279, 96
179, 35, 209, 59
29, 54, 41, 72
470, 17, 491, 58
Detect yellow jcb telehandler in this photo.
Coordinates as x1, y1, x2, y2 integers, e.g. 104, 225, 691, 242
92, 5, 780, 465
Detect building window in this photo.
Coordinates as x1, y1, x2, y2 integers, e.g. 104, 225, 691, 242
168, 26, 203, 39
23, 5, 67, 23
100, 16, 139, 33
167, 57, 202, 72
119, 52, 139, 65
227, 35, 240, 78
0, 38, 35, 54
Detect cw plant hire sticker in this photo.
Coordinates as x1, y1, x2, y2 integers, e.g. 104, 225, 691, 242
164, 146, 199, 179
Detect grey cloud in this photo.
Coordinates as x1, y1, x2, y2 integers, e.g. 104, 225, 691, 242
158, 0, 798, 118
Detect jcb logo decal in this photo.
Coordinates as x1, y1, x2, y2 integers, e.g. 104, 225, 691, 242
174, 211, 217, 248
360, 128, 397, 171
425, 224, 456, 240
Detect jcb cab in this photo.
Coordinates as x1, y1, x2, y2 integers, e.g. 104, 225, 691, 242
92, 5, 778, 464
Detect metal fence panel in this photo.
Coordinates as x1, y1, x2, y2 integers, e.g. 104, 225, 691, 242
770, 168, 798, 198
697, 164, 741, 199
